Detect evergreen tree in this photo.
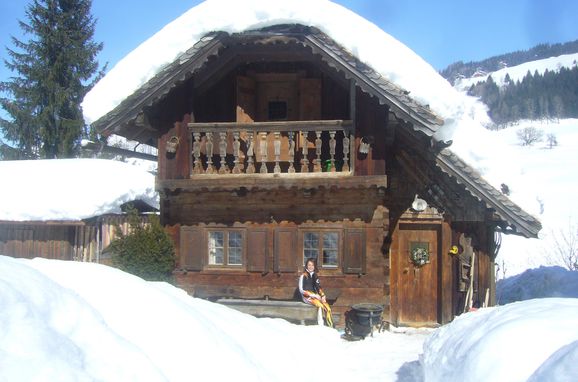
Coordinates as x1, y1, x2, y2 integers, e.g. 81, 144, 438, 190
0, 0, 105, 159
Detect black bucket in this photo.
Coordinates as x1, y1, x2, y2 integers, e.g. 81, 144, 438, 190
345, 303, 384, 339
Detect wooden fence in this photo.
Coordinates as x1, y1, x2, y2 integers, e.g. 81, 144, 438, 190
0, 214, 154, 263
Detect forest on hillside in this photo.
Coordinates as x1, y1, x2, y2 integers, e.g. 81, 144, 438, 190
440, 39, 578, 82
467, 65, 578, 126
440, 40, 578, 126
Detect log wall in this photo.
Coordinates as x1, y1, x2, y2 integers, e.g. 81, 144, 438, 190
170, 190, 390, 321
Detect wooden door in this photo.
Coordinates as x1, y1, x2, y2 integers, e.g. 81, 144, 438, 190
392, 223, 440, 326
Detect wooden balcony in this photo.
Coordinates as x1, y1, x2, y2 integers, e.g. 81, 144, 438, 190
157, 119, 387, 192
189, 120, 353, 175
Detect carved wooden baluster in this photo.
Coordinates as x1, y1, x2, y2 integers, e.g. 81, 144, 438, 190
342, 131, 350, 172
232, 130, 241, 174
314, 131, 322, 172
273, 132, 281, 174
259, 132, 268, 174
218, 131, 228, 174
192, 131, 202, 175
205, 132, 214, 174
246, 131, 255, 174
301, 131, 309, 173
329, 130, 336, 172
287, 131, 295, 173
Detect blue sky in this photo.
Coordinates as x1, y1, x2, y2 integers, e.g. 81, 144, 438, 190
1, 0, 578, 83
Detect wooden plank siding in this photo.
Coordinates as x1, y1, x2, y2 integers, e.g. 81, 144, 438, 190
0, 222, 92, 261
0, 214, 154, 264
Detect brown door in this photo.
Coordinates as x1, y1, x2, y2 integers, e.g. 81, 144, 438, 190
392, 223, 440, 326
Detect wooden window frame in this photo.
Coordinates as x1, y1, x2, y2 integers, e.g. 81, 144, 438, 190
206, 229, 245, 268
300, 229, 341, 270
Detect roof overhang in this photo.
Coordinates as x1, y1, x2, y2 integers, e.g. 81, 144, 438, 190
435, 149, 541, 238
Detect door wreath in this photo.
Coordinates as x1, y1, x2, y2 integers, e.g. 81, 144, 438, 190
410, 246, 430, 267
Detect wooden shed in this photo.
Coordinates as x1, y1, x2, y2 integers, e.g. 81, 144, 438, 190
89, 24, 540, 327
0, 159, 159, 264
0, 213, 157, 263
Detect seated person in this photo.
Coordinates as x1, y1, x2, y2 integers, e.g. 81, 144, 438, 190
298, 258, 334, 327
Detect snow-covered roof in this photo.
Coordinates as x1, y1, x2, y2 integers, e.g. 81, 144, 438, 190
90, 24, 447, 144
0, 159, 159, 222
82, 0, 486, 142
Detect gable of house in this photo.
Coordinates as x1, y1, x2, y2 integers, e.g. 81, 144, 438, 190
91, 25, 539, 239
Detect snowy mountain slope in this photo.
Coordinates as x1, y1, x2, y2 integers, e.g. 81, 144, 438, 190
486, 118, 578, 276
454, 52, 578, 91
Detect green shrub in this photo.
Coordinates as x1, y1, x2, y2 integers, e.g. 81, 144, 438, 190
108, 209, 175, 282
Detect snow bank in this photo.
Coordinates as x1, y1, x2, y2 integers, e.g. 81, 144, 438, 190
422, 298, 578, 382
0, 256, 165, 381
2, 255, 578, 381
528, 340, 578, 382
0, 159, 158, 221
497, 266, 578, 304
0, 255, 345, 382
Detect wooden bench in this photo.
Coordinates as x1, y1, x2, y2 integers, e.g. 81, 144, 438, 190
216, 298, 323, 325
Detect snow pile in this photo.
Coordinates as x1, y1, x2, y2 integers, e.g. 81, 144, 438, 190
2, 255, 578, 381
497, 266, 578, 304
454, 52, 578, 91
0, 255, 402, 381
423, 298, 578, 382
0, 257, 165, 381
0, 159, 158, 221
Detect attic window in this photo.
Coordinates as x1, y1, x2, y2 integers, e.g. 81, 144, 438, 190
268, 100, 288, 120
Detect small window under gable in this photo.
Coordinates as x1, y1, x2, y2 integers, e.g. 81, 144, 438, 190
267, 100, 288, 120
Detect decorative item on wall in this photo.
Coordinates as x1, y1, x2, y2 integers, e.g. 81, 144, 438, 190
410, 242, 430, 267
165, 136, 180, 154
358, 135, 374, 154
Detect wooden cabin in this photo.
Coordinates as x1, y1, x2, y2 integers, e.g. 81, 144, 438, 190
90, 25, 541, 327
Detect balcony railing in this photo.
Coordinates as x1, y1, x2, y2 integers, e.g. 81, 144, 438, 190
188, 120, 353, 176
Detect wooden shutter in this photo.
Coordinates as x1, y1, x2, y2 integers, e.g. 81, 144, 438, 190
247, 228, 269, 272
343, 228, 366, 274
180, 226, 203, 271
274, 227, 297, 273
